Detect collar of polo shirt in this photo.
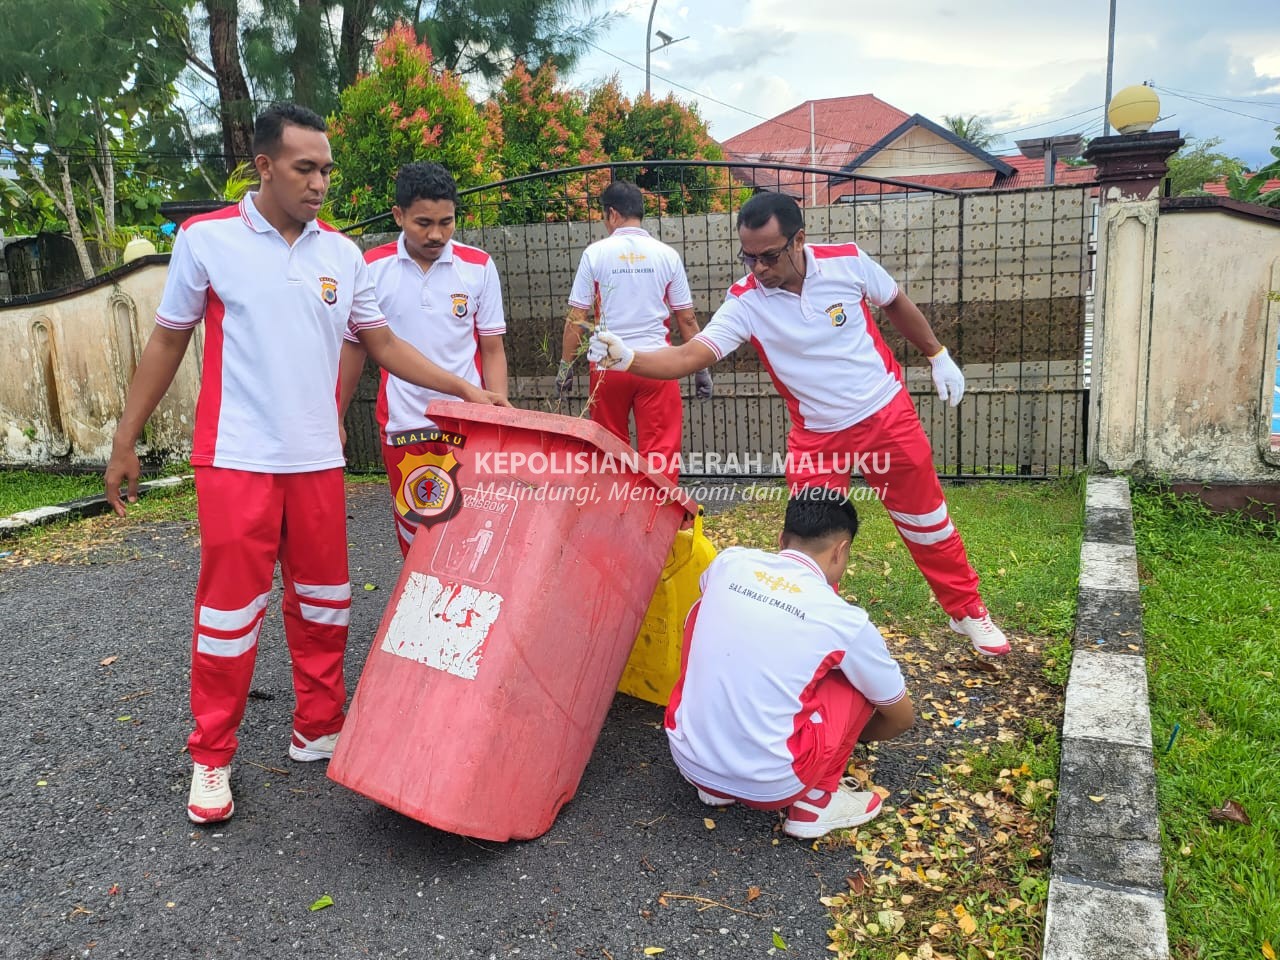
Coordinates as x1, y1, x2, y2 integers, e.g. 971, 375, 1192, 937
396, 233, 455, 267
241, 192, 322, 238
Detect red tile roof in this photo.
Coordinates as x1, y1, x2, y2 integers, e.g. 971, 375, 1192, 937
722, 94, 909, 170
1201, 177, 1280, 197
722, 95, 1096, 197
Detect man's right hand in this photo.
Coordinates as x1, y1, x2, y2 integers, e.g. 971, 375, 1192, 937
105, 442, 140, 518
586, 331, 635, 371
462, 386, 511, 407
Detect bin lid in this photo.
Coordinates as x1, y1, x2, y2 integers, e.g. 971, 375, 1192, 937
426, 401, 697, 520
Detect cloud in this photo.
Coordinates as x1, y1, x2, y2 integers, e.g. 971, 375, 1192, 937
671, 24, 798, 82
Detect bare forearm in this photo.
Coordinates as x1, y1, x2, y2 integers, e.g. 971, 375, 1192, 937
113, 326, 194, 447
672, 308, 701, 345
883, 293, 942, 357
361, 327, 480, 400
479, 339, 507, 398
562, 307, 590, 363
858, 699, 914, 743
338, 340, 368, 417
629, 341, 717, 380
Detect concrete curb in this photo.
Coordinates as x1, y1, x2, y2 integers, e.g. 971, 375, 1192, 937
0, 475, 192, 539
1042, 476, 1170, 959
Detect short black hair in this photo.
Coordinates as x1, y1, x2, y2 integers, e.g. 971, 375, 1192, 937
252, 103, 327, 157
600, 180, 645, 221
781, 487, 859, 545
738, 191, 805, 236
395, 162, 458, 209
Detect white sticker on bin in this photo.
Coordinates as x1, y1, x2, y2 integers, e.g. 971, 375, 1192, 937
381, 572, 504, 679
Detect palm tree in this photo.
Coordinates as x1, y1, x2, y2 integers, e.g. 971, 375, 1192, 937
943, 114, 998, 151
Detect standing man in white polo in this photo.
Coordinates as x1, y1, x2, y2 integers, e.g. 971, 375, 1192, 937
557, 180, 711, 482
339, 162, 507, 556
587, 191, 1009, 656
666, 489, 915, 839
104, 104, 506, 825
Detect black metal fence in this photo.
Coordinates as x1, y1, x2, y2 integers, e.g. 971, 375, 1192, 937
343, 160, 1093, 480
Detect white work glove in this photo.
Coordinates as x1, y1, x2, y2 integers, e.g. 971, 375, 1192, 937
586, 330, 635, 371
694, 368, 714, 400
928, 346, 965, 407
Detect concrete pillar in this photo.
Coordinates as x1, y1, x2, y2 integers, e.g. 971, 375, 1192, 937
1083, 131, 1184, 472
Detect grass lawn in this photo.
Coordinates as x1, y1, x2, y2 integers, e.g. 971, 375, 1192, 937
0, 463, 196, 518
1135, 488, 1280, 960
706, 478, 1083, 960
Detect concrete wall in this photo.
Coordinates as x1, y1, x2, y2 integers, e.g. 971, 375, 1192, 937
0, 259, 202, 467
1091, 201, 1280, 481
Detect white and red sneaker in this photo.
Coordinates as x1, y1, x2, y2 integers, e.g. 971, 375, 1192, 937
949, 602, 1010, 656
782, 783, 883, 839
187, 763, 233, 824
289, 730, 339, 762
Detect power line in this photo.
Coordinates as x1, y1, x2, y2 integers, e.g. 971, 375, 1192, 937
1154, 86, 1280, 126
1154, 84, 1280, 109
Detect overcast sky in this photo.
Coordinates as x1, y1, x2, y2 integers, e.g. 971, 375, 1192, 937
565, 0, 1280, 168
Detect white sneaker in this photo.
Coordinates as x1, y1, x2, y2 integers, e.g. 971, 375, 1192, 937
188, 763, 233, 824
289, 730, 339, 762
782, 783, 883, 839
949, 602, 1010, 656
696, 787, 736, 807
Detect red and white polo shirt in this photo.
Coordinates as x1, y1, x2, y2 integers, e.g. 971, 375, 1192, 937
693, 243, 903, 432
664, 546, 906, 804
353, 236, 506, 437
568, 226, 693, 351
155, 193, 386, 472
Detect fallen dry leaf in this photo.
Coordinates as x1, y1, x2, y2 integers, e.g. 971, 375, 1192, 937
1262, 941, 1275, 960
703, 817, 716, 830
1209, 800, 1251, 825
642, 948, 665, 956
99, 655, 118, 667
746, 885, 761, 903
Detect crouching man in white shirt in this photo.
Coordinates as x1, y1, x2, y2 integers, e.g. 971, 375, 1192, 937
664, 488, 915, 839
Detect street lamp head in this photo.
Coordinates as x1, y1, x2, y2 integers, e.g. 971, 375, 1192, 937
654, 29, 673, 45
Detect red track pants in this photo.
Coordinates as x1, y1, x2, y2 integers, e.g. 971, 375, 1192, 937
587, 367, 683, 483
187, 467, 351, 767
786, 389, 983, 619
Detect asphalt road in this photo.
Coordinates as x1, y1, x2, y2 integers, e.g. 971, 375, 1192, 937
0, 482, 913, 960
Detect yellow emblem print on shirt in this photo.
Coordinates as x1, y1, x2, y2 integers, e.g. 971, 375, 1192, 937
826, 302, 847, 327
617, 252, 647, 266
319, 276, 339, 306
753, 570, 804, 594
451, 293, 469, 318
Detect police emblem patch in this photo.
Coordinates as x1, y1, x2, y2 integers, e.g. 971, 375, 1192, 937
395, 449, 463, 527
826, 302, 847, 327
319, 276, 339, 305
451, 293, 469, 318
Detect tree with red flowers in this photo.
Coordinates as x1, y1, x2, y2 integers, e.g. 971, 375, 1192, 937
328, 21, 497, 223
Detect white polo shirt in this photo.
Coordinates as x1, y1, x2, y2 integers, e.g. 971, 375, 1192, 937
693, 243, 903, 433
664, 546, 906, 804
567, 226, 693, 351
155, 194, 387, 472
353, 237, 506, 437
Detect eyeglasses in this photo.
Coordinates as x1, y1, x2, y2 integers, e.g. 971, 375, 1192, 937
737, 230, 798, 269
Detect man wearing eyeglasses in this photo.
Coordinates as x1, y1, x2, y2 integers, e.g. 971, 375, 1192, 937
558, 180, 711, 482
587, 191, 1009, 656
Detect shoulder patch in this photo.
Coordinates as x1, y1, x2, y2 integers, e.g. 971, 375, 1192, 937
811, 242, 860, 260
728, 273, 758, 298
365, 240, 399, 264
451, 243, 491, 266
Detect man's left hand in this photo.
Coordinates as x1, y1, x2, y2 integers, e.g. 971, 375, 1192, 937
928, 347, 965, 407
694, 368, 714, 400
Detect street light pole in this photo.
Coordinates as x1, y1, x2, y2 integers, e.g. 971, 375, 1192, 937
645, 0, 658, 98
1104, 0, 1117, 135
